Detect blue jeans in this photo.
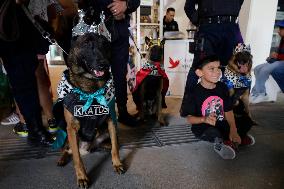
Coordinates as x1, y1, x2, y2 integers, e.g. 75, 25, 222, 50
271, 63, 284, 92
251, 61, 284, 95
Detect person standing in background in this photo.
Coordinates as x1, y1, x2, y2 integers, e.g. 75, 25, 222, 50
163, 7, 179, 34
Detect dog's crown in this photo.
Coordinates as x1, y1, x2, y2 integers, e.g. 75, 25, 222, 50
234, 43, 251, 54
72, 10, 111, 42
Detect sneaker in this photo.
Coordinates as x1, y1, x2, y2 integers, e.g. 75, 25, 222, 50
13, 123, 29, 137
47, 118, 58, 133
214, 140, 236, 159
250, 94, 269, 104
1, 112, 20, 126
241, 134, 255, 146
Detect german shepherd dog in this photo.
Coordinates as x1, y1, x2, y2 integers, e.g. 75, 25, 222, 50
132, 45, 168, 126
55, 33, 124, 188
222, 43, 255, 123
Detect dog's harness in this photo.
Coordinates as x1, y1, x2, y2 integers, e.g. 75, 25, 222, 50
52, 70, 116, 149
133, 61, 169, 93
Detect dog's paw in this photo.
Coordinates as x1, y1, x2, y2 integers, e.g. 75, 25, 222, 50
158, 118, 167, 126
57, 153, 71, 167
113, 164, 126, 174
77, 177, 89, 189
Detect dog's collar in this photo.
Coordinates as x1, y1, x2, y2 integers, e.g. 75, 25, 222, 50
141, 61, 165, 76
57, 70, 115, 108
222, 67, 252, 89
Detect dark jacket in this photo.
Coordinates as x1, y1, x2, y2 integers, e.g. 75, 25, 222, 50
184, 0, 244, 26
0, 4, 43, 56
78, 0, 140, 39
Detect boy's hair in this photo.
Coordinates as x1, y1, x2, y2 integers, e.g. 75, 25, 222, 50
197, 55, 220, 69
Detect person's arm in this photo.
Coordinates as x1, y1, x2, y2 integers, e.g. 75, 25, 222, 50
175, 21, 179, 31
58, 0, 77, 17
184, 0, 198, 25
125, 0, 140, 14
187, 113, 217, 126
224, 111, 241, 144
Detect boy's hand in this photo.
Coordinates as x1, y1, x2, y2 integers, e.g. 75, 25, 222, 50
204, 113, 217, 126
270, 52, 278, 59
229, 130, 241, 144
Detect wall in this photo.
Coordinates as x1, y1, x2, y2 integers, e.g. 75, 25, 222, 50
239, 0, 278, 66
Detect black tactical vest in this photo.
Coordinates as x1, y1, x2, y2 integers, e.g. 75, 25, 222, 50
199, 0, 242, 18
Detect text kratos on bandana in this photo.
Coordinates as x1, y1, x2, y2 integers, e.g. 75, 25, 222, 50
74, 105, 109, 117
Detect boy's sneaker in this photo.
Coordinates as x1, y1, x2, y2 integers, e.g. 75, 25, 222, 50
1, 112, 20, 126
13, 123, 29, 137
214, 140, 236, 159
241, 134, 255, 146
47, 118, 58, 133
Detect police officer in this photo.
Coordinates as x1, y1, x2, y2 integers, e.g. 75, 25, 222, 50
163, 7, 179, 34
180, 0, 244, 116
78, 0, 140, 127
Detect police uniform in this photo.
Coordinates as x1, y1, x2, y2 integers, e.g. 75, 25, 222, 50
163, 16, 179, 34
181, 0, 244, 116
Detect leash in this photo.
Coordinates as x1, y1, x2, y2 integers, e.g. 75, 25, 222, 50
21, 5, 69, 55
129, 31, 143, 59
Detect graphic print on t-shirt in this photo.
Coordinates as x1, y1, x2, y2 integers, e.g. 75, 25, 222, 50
201, 96, 224, 121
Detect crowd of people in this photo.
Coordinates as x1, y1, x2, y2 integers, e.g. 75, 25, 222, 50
0, 0, 283, 161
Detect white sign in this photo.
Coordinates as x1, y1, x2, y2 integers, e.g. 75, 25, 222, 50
141, 0, 153, 6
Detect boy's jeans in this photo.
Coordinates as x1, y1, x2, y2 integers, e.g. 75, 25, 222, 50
251, 61, 284, 96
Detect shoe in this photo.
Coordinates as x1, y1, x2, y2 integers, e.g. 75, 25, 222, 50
250, 94, 269, 104
241, 134, 255, 146
13, 123, 29, 137
47, 118, 58, 133
1, 112, 20, 126
214, 140, 236, 159
28, 131, 54, 146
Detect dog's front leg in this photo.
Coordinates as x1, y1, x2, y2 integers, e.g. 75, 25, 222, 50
241, 90, 257, 125
107, 118, 125, 174
64, 109, 89, 188
157, 79, 166, 126
139, 82, 145, 121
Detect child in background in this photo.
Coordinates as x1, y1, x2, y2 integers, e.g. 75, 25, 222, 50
181, 55, 255, 159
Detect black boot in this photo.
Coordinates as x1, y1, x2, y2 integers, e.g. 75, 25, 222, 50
117, 105, 138, 127
26, 117, 54, 146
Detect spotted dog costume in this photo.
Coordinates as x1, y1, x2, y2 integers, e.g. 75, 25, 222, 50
53, 70, 116, 148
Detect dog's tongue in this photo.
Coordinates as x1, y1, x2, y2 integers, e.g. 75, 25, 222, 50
239, 64, 248, 74
94, 70, 104, 77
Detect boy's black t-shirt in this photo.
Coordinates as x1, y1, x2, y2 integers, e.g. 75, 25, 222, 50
182, 81, 233, 121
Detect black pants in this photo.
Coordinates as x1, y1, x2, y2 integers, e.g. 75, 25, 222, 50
111, 35, 129, 107
191, 115, 252, 142
2, 52, 44, 132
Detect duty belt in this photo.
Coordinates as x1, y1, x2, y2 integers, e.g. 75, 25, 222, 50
199, 16, 238, 24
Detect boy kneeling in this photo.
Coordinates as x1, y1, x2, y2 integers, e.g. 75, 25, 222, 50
181, 55, 255, 159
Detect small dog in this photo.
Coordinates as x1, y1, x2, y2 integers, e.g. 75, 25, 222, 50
222, 43, 255, 122
54, 33, 124, 188
132, 45, 169, 126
